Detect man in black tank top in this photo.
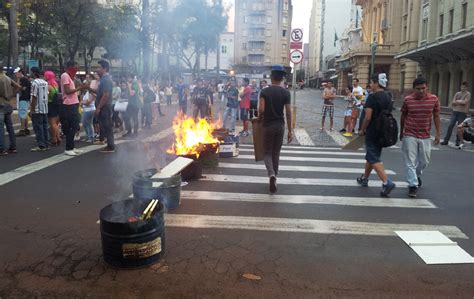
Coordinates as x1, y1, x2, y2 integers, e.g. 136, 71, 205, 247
257, 65, 293, 193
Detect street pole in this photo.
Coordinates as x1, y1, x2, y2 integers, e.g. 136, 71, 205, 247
370, 32, 377, 78
292, 66, 296, 129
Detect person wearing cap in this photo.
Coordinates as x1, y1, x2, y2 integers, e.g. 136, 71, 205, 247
0, 65, 21, 156
257, 64, 293, 193
14, 67, 31, 136
357, 73, 396, 197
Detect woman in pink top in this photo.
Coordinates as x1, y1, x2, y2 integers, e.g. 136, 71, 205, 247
44, 71, 61, 146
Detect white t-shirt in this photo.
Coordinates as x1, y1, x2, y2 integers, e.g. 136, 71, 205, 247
82, 92, 96, 112
31, 78, 49, 114
217, 83, 224, 93
462, 117, 473, 128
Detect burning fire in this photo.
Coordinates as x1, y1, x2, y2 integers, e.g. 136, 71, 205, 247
167, 113, 220, 158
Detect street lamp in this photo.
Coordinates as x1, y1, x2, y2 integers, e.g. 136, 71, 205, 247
370, 32, 378, 78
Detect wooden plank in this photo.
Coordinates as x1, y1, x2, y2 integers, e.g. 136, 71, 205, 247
342, 135, 365, 151
151, 157, 194, 179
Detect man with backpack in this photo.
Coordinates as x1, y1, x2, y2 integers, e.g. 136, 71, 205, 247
400, 77, 441, 198
357, 73, 396, 197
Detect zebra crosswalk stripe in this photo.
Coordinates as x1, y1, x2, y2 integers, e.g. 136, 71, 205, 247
181, 191, 436, 209
217, 162, 397, 175
238, 148, 366, 156
235, 155, 366, 164
165, 214, 467, 239
200, 174, 409, 188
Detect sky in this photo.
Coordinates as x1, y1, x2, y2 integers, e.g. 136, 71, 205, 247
224, 0, 312, 43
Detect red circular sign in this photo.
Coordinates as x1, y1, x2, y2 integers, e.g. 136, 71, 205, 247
289, 50, 304, 64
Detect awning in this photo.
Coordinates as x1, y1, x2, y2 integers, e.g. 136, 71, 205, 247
396, 28, 474, 63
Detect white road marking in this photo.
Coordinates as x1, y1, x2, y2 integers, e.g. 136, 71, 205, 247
165, 214, 467, 238
0, 128, 173, 186
181, 191, 436, 209
217, 162, 396, 175
236, 154, 366, 164
238, 148, 365, 156
294, 128, 315, 146
326, 130, 349, 146
239, 144, 349, 151
200, 174, 408, 188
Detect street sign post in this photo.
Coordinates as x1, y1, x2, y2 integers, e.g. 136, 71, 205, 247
289, 28, 303, 130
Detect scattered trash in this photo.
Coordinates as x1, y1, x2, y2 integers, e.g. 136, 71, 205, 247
242, 273, 261, 281
96, 220, 100, 224
76, 200, 81, 204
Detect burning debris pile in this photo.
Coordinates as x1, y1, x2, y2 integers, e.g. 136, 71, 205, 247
167, 114, 221, 158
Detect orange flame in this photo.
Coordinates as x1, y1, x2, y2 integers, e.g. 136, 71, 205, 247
167, 113, 220, 158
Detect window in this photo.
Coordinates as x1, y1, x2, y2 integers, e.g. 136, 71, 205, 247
283, 16, 288, 25
242, 30, 248, 36
242, 43, 247, 50
422, 18, 428, 40
282, 44, 287, 50
404, 0, 409, 13
267, 17, 272, 24
221, 46, 227, 54
282, 30, 287, 37
242, 56, 247, 63
439, 14, 444, 36
448, 9, 454, 33
244, 16, 248, 23
266, 43, 271, 50
283, 1, 288, 11
462, 3, 467, 29
265, 30, 271, 37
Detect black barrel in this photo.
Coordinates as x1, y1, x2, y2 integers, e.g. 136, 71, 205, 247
100, 199, 165, 269
166, 153, 203, 181
133, 170, 182, 210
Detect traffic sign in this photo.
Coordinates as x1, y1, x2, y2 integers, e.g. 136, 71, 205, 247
290, 41, 303, 50
291, 28, 303, 42
289, 50, 304, 64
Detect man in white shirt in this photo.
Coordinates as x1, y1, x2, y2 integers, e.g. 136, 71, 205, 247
456, 116, 474, 150
29, 67, 49, 151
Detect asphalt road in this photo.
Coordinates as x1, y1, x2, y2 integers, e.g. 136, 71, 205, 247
1, 90, 473, 298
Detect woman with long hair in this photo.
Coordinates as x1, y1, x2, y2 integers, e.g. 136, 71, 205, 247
44, 70, 61, 146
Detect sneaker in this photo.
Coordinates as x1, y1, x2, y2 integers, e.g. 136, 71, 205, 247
100, 146, 116, 153
74, 135, 81, 141
342, 132, 353, 137
0, 150, 8, 156
24, 129, 31, 135
73, 148, 84, 154
417, 177, 422, 188
440, 141, 449, 145
94, 140, 106, 145
64, 150, 78, 156
356, 175, 369, 187
16, 130, 26, 137
380, 180, 396, 197
7, 148, 18, 154
339, 128, 346, 133
30, 147, 46, 152
269, 175, 277, 193
85, 139, 94, 143
457, 143, 464, 150
408, 186, 418, 198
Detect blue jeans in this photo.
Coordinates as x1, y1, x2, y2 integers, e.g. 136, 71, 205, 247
223, 106, 238, 132
402, 136, 431, 187
32, 113, 49, 149
0, 111, 16, 151
82, 110, 95, 141
443, 111, 466, 144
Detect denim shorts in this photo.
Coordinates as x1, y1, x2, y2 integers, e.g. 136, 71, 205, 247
240, 108, 249, 121
18, 100, 29, 119
365, 137, 383, 164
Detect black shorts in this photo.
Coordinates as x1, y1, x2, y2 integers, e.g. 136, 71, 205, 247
240, 108, 249, 121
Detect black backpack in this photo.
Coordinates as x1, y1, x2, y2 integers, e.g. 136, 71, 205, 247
375, 96, 398, 148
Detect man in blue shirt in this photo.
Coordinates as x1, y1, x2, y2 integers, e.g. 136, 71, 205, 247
176, 78, 188, 115
223, 80, 239, 133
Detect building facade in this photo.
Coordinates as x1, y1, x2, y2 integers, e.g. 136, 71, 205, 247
233, 0, 292, 74
397, 0, 474, 109
335, 0, 403, 95
308, 0, 324, 86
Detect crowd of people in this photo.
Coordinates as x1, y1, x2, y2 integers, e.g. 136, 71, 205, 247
0, 60, 181, 156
